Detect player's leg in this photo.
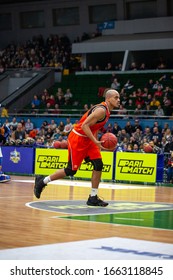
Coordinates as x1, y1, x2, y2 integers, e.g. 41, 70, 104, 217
86, 143, 108, 207
34, 131, 85, 199
34, 161, 77, 199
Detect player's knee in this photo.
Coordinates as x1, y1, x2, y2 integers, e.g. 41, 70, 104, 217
64, 167, 77, 176
91, 158, 103, 171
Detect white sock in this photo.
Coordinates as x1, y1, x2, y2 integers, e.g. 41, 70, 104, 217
90, 188, 98, 197
43, 176, 51, 184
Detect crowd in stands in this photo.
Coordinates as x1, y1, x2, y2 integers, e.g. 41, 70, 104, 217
0, 34, 75, 71
0, 33, 172, 74
19, 69, 172, 116
29, 87, 76, 115
109, 73, 173, 117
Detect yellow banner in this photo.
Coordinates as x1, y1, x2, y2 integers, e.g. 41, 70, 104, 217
74, 151, 113, 180
35, 148, 68, 175
115, 152, 157, 183
35, 148, 113, 180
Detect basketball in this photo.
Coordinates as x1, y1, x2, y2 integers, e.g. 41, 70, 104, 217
60, 139, 68, 149
53, 140, 61, 149
101, 133, 118, 151
143, 143, 153, 153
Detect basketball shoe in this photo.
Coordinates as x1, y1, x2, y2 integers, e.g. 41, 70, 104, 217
86, 195, 109, 207
34, 175, 47, 199
0, 173, 11, 183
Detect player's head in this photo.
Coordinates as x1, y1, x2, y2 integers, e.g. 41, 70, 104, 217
105, 89, 120, 110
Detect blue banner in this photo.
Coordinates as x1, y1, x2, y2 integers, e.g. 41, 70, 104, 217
1, 146, 34, 174
97, 21, 115, 31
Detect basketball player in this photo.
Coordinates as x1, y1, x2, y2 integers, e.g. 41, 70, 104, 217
34, 89, 120, 206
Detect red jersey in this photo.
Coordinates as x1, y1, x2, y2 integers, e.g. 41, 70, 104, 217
67, 102, 110, 170
74, 101, 110, 136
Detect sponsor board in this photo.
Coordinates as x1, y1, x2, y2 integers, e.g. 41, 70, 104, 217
1, 146, 34, 174
35, 148, 113, 180
115, 152, 157, 183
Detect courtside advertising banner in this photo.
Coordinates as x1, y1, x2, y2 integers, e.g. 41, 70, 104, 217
115, 152, 157, 183
35, 148, 113, 180
1, 146, 34, 174
35, 148, 68, 175
74, 151, 113, 180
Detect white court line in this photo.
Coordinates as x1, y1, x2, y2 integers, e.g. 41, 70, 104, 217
114, 217, 144, 221
12, 179, 153, 190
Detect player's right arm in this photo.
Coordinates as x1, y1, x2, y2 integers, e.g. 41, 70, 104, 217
81, 107, 106, 148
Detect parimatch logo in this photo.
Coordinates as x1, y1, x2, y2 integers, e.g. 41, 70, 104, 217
79, 162, 111, 173
37, 155, 68, 169
118, 159, 154, 175
37, 155, 111, 172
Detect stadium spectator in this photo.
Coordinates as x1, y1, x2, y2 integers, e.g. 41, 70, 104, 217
52, 103, 61, 114
135, 96, 145, 107
57, 121, 65, 135
25, 118, 34, 134
151, 126, 162, 143
125, 99, 134, 111
31, 95, 40, 108
1, 105, 9, 118
133, 128, 143, 143
112, 122, 121, 136
130, 62, 137, 70
118, 129, 130, 143
152, 121, 162, 133
163, 86, 173, 99
164, 136, 173, 153
162, 123, 170, 135
133, 143, 140, 152
83, 104, 89, 113
163, 96, 172, 116
123, 79, 134, 90
46, 95, 56, 107
34, 136, 45, 147
49, 119, 57, 132
124, 121, 135, 136
164, 128, 172, 142
155, 105, 164, 116
167, 151, 173, 183
64, 88, 73, 105
9, 117, 18, 131
139, 62, 147, 70
11, 122, 27, 144
63, 118, 73, 135
145, 79, 154, 89
150, 96, 161, 109
145, 94, 153, 106
40, 94, 47, 108
105, 62, 113, 71
111, 78, 121, 90
134, 104, 143, 115
152, 80, 163, 90
143, 126, 152, 142
106, 123, 113, 133
134, 119, 143, 131
117, 104, 127, 116
154, 86, 164, 98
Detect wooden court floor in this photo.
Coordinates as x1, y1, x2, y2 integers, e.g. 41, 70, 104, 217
0, 175, 173, 250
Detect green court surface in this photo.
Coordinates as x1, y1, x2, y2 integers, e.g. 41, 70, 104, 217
63, 210, 173, 230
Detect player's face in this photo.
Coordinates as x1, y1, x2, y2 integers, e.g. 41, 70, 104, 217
110, 93, 120, 108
